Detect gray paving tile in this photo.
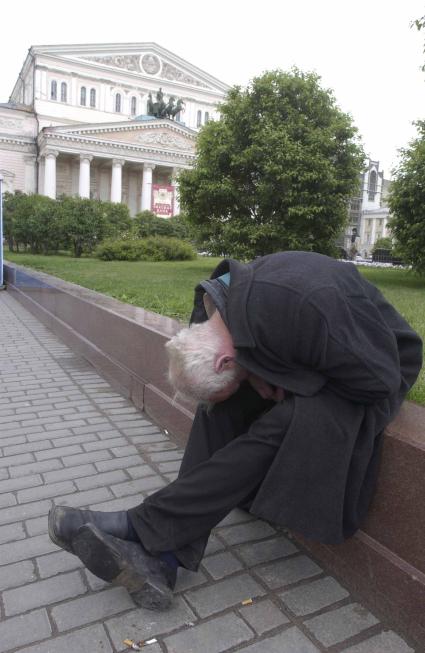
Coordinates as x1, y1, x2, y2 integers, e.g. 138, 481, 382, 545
36, 549, 84, 577
236, 535, 298, 566
105, 596, 196, 649
304, 603, 379, 647
237, 626, 320, 652
0, 521, 26, 544
0, 533, 57, 564
238, 599, 290, 635
15, 623, 113, 653
175, 568, 208, 592
202, 550, 244, 579
185, 573, 266, 618
0, 609, 52, 653
0, 560, 37, 590
3, 570, 87, 615
164, 613, 253, 653
51, 587, 135, 631
341, 630, 415, 652
255, 555, 323, 589
279, 576, 349, 615
0, 499, 52, 525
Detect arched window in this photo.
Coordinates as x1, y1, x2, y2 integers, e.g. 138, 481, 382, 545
196, 110, 202, 127
205, 111, 209, 123
90, 88, 96, 108
80, 86, 86, 106
368, 170, 377, 201
115, 93, 122, 113
50, 80, 57, 101
61, 82, 67, 103
131, 96, 137, 116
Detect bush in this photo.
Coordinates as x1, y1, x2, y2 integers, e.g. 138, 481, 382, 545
4, 193, 132, 257
372, 237, 393, 254
3, 192, 63, 253
132, 211, 192, 241
96, 236, 196, 261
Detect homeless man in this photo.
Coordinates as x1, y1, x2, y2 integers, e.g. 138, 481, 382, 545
48, 251, 423, 610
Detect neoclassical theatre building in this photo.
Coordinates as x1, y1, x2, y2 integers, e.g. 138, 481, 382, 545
0, 43, 230, 215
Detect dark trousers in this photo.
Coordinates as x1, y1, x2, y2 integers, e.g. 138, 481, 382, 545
128, 384, 293, 571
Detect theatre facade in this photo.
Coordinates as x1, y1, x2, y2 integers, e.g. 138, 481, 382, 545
0, 43, 230, 216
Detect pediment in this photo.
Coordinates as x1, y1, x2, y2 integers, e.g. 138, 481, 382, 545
47, 121, 196, 154
33, 43, 229, 94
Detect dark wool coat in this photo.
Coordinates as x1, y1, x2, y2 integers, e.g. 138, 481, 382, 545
191, 252, 423, 543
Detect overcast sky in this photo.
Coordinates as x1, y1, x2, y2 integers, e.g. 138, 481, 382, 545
2, 0, 425, 177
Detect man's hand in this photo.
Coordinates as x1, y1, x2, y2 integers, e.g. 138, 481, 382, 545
247, 373, 285, 402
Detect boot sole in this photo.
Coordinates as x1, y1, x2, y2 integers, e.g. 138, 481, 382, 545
73, 524, 173, 610
48, 507, 74, 554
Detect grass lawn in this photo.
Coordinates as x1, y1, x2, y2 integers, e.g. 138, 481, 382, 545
5, 252, 425, 405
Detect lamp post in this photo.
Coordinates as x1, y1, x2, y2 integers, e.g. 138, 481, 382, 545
0, 173, 3, 287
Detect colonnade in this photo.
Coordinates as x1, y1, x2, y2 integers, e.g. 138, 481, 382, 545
40, 149, 181, 215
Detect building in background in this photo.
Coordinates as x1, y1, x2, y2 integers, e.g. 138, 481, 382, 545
0, 43, 229, 215
341, 159, 391, 258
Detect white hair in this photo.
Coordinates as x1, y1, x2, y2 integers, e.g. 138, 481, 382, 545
165, 320, 238, 402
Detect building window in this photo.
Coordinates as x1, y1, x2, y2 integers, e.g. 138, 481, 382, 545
61, 82, 67, 103
115, 93, 122, 113
90, 88, 96, 108
50, 80, 57, 100
131, 96, 137, 116
196, 110, 202, 127
368, 170, 377, 201
80, 86, 86, 106
205, 111, 209, 123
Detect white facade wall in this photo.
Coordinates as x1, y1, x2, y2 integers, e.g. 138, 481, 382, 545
2, 43, 229, 212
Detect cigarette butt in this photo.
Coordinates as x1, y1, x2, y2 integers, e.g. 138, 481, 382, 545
242, 598, 253, 606
123, 641, 142, 651
145, 639, 158, 644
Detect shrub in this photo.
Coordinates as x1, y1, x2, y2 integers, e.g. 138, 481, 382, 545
372, 237, 393, 253
3, 192, 63, 253
132, 211, 193, 241
96, 236, 196, 261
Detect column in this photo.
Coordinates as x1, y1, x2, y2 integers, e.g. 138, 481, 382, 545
111, 158, 124, 203
79, 155, 93, 198
370, 216, 377, 249
43, 150, 59, 199
24, 156, 36, 194
172, 168, 181, 216
141, 164, 155, 211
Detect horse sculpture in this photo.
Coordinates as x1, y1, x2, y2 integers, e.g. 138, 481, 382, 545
171, 98, 185, 119
147, 90, 185, 120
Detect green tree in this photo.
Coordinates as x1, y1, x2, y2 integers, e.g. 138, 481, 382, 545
4, 192, 62, 253
372, 237, 393, 253
388, 121, 425, 274
133, 211, 192, 240
179, 69, 364, 259
59, 196, 107, 257
3, 191, 26, 251
411, 14, 425, 71
100, 201, 132, 238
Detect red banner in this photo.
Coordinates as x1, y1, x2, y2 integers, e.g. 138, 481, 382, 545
151, 185, 175, 217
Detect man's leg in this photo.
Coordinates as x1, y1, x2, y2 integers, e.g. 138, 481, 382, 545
129, 386, 293, 570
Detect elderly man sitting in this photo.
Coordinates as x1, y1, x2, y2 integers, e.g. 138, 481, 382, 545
48, 251, 422, 610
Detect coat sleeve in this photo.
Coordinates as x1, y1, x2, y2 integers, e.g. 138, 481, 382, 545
295, 286, 401, 404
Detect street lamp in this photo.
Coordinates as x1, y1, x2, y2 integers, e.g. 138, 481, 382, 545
0, 173, 3, 288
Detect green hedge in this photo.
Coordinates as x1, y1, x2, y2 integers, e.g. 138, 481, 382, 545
4, 192, 132, 257
96, 236, 196, 261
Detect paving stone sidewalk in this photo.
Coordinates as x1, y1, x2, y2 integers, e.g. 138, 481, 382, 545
0, 291, 417, 653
